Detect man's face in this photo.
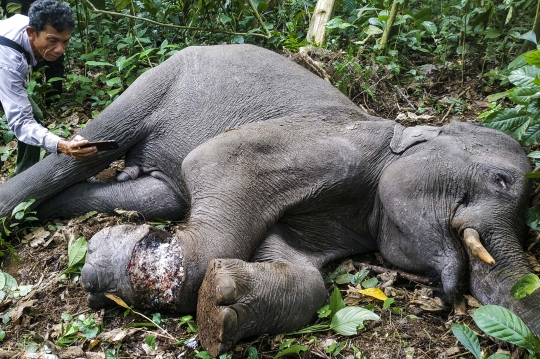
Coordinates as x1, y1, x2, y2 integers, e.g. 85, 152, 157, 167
27, 24, 71, 62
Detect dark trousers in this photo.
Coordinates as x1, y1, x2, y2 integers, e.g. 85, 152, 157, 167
0, 96, 43, 174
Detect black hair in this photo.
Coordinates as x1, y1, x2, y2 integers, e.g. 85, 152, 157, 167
28, 0, 74, 34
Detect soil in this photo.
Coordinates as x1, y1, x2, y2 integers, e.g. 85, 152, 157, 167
0, 50, 539, 359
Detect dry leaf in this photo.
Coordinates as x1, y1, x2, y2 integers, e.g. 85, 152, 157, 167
105, 293, 130, 309
359, 287, 388, 301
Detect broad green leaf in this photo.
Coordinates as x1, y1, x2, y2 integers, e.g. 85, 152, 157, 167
85, 61, 114, 67
509, 66, 540, 87
80, 325, 99, 339
11, 199, 34, 216
474, 305, 540, 353
511, 274, 540, 299
274, 345, 308, 358
421, 21, 437, 34
361, 277, 378, 288
451, 323, 482, 359
335, 273, 353, 284
329, 287, 346, 319
486, 91, 509, 102
525, 50, 540, 66
482, 107, 530, 137
68, 237, 87, 268
317, 304, 331, 318
3, 273, 17, 291
0, 328, 5, 341
330, 307, 379, 336
363, 24, 383, 35
509, 86, 540, 105
516, 31, 538, 46
487, 354, 510, 359
527, 151, 540, 159
521, 121, 540, 146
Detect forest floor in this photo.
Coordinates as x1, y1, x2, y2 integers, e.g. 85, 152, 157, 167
0, 48, 539, 359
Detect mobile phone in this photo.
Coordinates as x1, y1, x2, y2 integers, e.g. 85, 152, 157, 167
80, 140, 119, 151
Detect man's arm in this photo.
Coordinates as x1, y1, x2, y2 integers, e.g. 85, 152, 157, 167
0, 63, 96, 159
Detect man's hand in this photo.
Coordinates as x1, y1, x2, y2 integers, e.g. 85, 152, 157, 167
57, 135, 98, 160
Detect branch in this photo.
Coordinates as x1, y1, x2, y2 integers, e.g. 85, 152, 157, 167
246, 0, 272, 38
83, 0, 270, 39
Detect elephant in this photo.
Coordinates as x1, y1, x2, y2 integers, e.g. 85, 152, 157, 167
0, 44, 538, 356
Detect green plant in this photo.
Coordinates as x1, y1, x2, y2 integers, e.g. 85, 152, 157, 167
0, 199, 39, 259
56, 312, 101, 346
289, 287, 379, 336
452, 305, 540, 359
61, 236, 88, 281
511, 273, 540, 299
481, 48, 540, 146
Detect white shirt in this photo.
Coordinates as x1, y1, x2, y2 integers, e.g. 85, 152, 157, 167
0, 14, 61, 153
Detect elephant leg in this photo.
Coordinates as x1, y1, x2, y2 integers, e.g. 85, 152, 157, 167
37, 175, 185, 221
197, 225, 327, 357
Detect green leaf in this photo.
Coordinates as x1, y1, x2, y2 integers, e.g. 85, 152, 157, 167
383, 297, 394, 310
68, 237, 88, 268
0, 271, 5, 290
421, 21, 437, 34
509, 66, 540, 87
274, 345, 308, 358
521, 121, 540, 146
3, 273, 17, 291
85, 61, 115, 67
335, 273, 353, 284
473, 305, 540, 353
145, 335, 156, 351
486, 91, 509, 102
361, 277, 378, 288
329, 307, 380, 336
487, 354, 511, 359
329, 287, 346, 319
509, 86, 540, 105
246, 346, 258, 359
482, 107, 530, 139
451, 323, 482, 359
511, 274, 540, 299
525, 50, 540, 66
0, 328, 5, 341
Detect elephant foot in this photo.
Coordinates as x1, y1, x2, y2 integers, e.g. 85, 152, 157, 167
82, 224, 186, 312
197, 259, 327, 357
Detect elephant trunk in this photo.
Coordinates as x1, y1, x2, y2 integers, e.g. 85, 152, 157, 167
468, 235, 540, 337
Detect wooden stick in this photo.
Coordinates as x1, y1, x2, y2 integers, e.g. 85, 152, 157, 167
353, 262, 433, 285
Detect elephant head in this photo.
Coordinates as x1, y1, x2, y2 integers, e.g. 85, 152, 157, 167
375, 121, 538, 335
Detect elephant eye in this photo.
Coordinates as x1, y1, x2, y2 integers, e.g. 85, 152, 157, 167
493, 173, 508, 190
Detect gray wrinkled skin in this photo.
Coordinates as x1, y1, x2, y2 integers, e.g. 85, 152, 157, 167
0, 45, 537, 356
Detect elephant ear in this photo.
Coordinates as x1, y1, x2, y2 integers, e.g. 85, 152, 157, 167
390, 124, 441, 154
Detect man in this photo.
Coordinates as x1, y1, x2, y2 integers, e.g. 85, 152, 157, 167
1, 0, 65, 96
0, 0, 96, 174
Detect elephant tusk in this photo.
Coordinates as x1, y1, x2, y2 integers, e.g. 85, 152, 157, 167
462, 228, 496, 265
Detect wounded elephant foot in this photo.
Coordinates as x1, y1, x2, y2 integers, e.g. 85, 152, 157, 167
197, 259, 327, 357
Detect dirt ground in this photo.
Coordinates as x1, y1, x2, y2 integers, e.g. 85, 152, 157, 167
0, 50, 539, 359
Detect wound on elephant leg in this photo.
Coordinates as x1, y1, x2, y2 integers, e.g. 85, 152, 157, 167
128, 231, 185, 310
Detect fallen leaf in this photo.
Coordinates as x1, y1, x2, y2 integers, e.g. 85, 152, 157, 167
105, 293, 130, 309
10, 299, 37, 324
24, 227, 50, 247
359, 288, 388, 301
97, 328, 141, 343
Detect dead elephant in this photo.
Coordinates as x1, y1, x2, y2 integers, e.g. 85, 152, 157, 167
0, 44, 537, 356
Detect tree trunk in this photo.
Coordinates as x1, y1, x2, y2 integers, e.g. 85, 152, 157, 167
379, 0, 400, 53
307, 0, 336, 46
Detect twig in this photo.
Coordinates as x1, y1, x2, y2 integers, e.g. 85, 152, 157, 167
83, 0, 270, 39
441, 86, 471, 122
246, 0, 272, 38
353, 262, 433, 285
394, 85, 416, 110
